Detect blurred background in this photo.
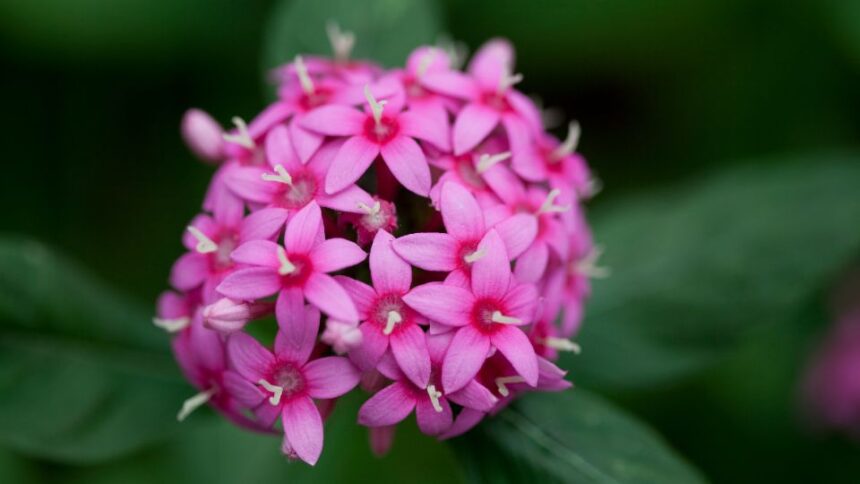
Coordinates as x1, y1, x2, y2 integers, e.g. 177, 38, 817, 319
1, 0, 859, 482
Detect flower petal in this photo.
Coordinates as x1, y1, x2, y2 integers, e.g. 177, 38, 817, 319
468, 38, 515, 91
284, 201, 323, 254
224, 166, 279, 204
390, 324, 431, 388
304, 356, 361, 399
470, 230, 511, 299
421, 71, 479, 100
304, 273, 359, 322
318, 183, 374, 214
300, 105, 366, 136
282, 396, 324, 466
310, 238, 367, 273
169, 252, 208, 291
452, 103, 500, 155
442, 325, 491, 393
403, 283, 474, 327
514, 242, 549, 283
439, 408, 485, 440
492, 213, 538, 260
265, 124, 301, 171
216, 267, 281, 300
349, 322, 389, 371
415, 396, 453, 436
274, 288, 319, 364
325, 136, 380, 194
239, 207, 289, 243
226, 331, 274, 382
370, 230, 411, 294
502, 282, 538, 322
230, 240, 281, 267
399, 109, 450, 152
491, 325, 539, 386
392, 233, 458, 272
447, 379, 498, 411
441, 181, 485, 242
357, 382, 417, 427
289, 118, 324, 164
380, 135, 431, 196
333, 276, 376, 318
222, 370, 265, 407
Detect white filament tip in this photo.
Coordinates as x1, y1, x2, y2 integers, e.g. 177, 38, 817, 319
258, 379, 285, 406
491, 311, 521, 325
498, 71, 523, 93
573, 246, 610, 279
222, 116, 255, 149
276, 246, 296, 275
495, 375, 526, 397
363, 84, 387, 125
261, 164, 293, 185
326, 21, 355, 62
551, 121, 581, 161
186, 226, 218, 254
294, 56, 314, 95
476, 151, 512, 174
152, 316, 191, 333
416, 49, 437, 77
536, 188, 571, 215
543, 337, 581, 354
357, 201, 381, 215
177, 388, 216, 421
383, 310, 402, 335
426, 384, 444, 412
463, 247, 486, 264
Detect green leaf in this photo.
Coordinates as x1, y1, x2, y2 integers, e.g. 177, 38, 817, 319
262, 0, 444, 72
0, 238, 187, 462
571, 156, 860, 390
455, 390, 705, 484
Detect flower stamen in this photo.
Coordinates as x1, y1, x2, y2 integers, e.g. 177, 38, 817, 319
294, 55, 315, 95
383, 310, 402, 335
550, 121, 581, 162
536, 188, 571, 215
326, 21, 355, 62
540, 337, 581, 354
258, 379, 285, 406
491, 311, 521, 325
177, 387, 217, 422
463, 247, 486, 264
416, 49, 437, 78
495, 376, 526, 397
222, 116, 255, 149
357, 201, 382, 215
152, 316, 191, 333
261, 164, 294, 185
186, 226, 218, 254
426, 384, 444, 412
573, 246, 610, 279
497, 69, 523, 94
364, 84, 388, 126
276, 246, 297, 275
476, 151, 512, 174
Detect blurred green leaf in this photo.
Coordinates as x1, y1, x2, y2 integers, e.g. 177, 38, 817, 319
455, 390, 704, 484
0, 238, 186, 462
572, 156, 860, 390
262, 0, 443, 73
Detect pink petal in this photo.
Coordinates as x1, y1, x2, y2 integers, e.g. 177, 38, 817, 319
169, 252, 208, 291
226, 331, 274, 382
239, 207, 289, 243
304, 356, 361, 399
491, 325, 538, 386
502, 283, 538, 322
370, 230, 411, 294
441, 181, 485, 242
506, 90, 544, 134
216, 267, 282, 300
223, 370, 265, 407
483, 164, 528, 206
442, 325, 491, 393
188, 317, 225, 372
349, 322, 389, 371
511, 149, 546, 182
289, 118, 324, 163
421, 71, 479, 100
452, 103, 500, 155
439, 408, 485, 440
318, 183, 374, 214
300, 105, 366, 136
447, 379, 497, 411
399, 110, 450, 152
333, 276, 376, 318
403, 283, 474, 327
415, 396, 453, 436
406, 46, 450, 75
224, 166, 279, 204
304, 273, 359, 322
357, 382, 417, 427
265, 125, 301, 171
380, 135, 431, 196
230, 240, 280, 267
325, 136, 380, 194
369, 425, 396, 457
392, 233, 458, 272
470, 230, 511, 299
493, 214, 538, 260
390, 324, 431, 388
274, 288, 319, 364
514, 242, 548, 283
468, 38, 515, 91
284, 201, 323, 254
181, 108, 224, 161
282, 396, 324, 466
310, 238, 367, 273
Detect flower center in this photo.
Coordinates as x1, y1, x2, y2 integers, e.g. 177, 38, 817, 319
298, 87, 332, 111
456, 241, 484, 271
471, 299, 521, 333
481, 91, 512, 112
211, 232, 238, 270
276, 249, 314, 287
262, 165, 318, 209
363, 115, 399, 144
373, 294, 408, 335
259, 362, 305, 406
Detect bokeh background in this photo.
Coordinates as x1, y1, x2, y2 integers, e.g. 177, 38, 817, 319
1, 0, 860, 482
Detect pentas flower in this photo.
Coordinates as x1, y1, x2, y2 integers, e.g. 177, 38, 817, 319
161, 35, 596, 465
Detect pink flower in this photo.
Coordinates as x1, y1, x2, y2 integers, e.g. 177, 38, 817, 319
512, 122, 594, 199
338, 196, 398, 246
300, 83, 448, 196
202, 297, 274, 335
336, 230, 432, 387
402, 229, 539, 392
225, 303, 360, 465
357, 333, 497, 436
217, 201, 366, 322
393, 182, 536, 279
181, 108, 225, 163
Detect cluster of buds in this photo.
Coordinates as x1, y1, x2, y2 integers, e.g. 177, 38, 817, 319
158, 28, 603, 466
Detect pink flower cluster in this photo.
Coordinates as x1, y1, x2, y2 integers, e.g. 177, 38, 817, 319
157, 33, 602, 466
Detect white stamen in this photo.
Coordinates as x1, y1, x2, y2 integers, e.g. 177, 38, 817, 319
536, 188, 571, 215
573, 246, 610, 279
579, 177, 603, 200
261, 164, 293, 185
186, 226, 217, 254
541, 337, 581, 354
416, 49, 437, 77
476, 151, 511, 174
497, 70, 523, 94
383, 310, 402, 335
152, 316, 190, 333
491, 311, 521, 325
436, 35, 467, 70
294, 55, 315, 95
276, 246, 296, 275
550, 121, 581, 161
462, 247, 486, 263
357, 201, 381, 215
222, 116, 255, 149
177, 388, 216, 421
364, 84, 387, 126
426, 384, 444, 413
495, 376, 526, 397
326, 21, 355, 62
258, 379, 285, 406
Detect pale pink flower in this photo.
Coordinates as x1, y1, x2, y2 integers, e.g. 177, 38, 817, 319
321, 319, 363, 355
202, 297, 274, 335
217, 201, 365, 322
181, 108, 225, 163
512, 122, 593, 199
